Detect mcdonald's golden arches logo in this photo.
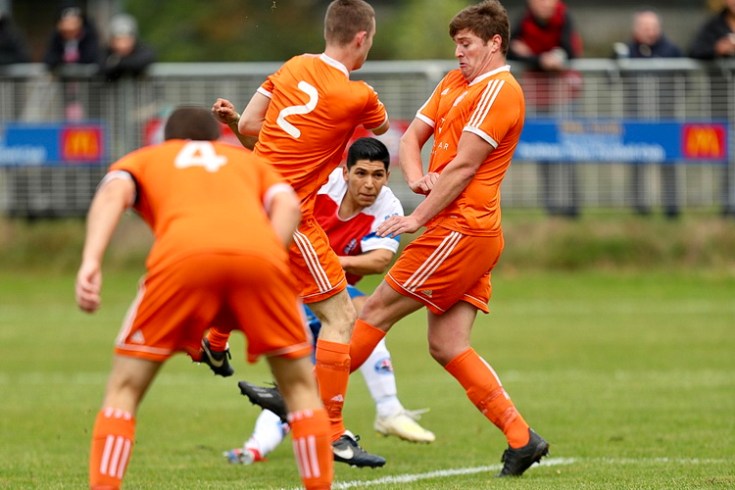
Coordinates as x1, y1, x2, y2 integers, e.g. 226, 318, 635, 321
61, 127, 104, 162
682, 124, 726, 160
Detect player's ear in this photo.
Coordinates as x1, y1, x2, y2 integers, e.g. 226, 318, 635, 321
342, 165, 349, 181
355, 30, 367, 47
491, 34, 502, 53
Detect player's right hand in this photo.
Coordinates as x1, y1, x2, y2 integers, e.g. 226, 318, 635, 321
409, 172, 439, 195
211, 98, 239, 125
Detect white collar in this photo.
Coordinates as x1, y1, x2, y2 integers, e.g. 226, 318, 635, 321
469, 64, 511, 86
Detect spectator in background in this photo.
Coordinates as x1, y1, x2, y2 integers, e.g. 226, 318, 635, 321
508, 0, 582, 72
42, 5, 100, 121
689, 0, 735, 60
689, 0, 735, 215
615, 9, 682, 59
614, 10, 683, 218
508, 0, 583, 218
43, 6, 100, 70
0, 7, 31, 66
100, 13, 156, 82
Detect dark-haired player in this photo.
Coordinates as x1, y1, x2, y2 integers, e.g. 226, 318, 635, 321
76, 106, 333, 490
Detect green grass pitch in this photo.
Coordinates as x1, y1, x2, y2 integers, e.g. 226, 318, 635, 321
1, 269, 734, 489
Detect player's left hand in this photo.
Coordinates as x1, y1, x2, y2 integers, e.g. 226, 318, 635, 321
377, 215, 421, 238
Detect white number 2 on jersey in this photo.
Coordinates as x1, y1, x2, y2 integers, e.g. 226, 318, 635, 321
174, 141, 227, 172
277, 81, 319, 139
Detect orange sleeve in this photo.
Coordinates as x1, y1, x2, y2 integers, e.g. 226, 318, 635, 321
358, 82, 388, 131
467, 77, 524, 149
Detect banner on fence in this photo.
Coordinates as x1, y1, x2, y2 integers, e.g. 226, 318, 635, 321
1, 119, 728, 167
0, 123, 106, 166
516, 119, 729, 164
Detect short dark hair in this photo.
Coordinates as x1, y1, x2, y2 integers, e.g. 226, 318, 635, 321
449, 0, 510, 55
346, 137, 390, 171
324, 0, 375, 46
163, 106, 220, 141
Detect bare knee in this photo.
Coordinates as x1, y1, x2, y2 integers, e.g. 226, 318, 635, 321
310, 293, 356, 343
102, 356, 161, 413
428, 342, 452, 366
428, 336, 469, 367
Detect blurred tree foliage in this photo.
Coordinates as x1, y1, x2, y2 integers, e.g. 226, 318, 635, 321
377, 0, 472, 60
125, 0, 322, 61
124, 0, 475, 61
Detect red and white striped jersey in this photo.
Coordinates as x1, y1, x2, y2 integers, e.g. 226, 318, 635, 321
314, 168, 403, 285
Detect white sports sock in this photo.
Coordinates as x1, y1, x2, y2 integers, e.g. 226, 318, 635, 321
244, 409, 289, 456
359, 338, 404, 418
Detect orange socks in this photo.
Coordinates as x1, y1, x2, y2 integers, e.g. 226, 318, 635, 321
289, 409, 334, 490
349, 319, 386, 373
89, 407, 136, 490
205, 327, 231, 352
445, 348, 530, 448
314, 339, 350, 440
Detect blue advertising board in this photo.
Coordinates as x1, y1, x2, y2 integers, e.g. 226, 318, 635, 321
516, 119, 729, 164
0, 123, 106, 166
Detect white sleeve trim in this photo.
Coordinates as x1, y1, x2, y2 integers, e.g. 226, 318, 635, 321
366, 114, 389, 133
98, 170, 136, 207
263, 182, 296, 213
361, 238, 400, 254
416, 113, 435, 128
256, 86, 273, 99
463, 126, 498, 148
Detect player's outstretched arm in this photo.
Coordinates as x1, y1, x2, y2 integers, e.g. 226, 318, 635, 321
238, 92, 269, 138
211, 98, 258, 150
399, 119, 434, 195
339, 248, 394, 277
76, 177, 135, 313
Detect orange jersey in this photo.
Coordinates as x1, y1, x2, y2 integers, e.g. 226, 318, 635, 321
107, 139, 311, 362
254, 53, 388, 218
416, 66, 525, 236
109, 140, 291, 273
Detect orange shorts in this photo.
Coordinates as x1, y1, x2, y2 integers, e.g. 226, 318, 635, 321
289, 216, 347, 304
385, 226, 504, 315
114, 253, 312, 363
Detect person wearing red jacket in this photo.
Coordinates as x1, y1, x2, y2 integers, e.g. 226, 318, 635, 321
509, 0, 583, 217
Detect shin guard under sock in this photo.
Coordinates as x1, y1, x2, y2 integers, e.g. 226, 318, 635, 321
349, 319, 386, 373
289, 409, 333, 490
445, 348, 530, 447
89, 407, 136, 490
314, 339, 350, 440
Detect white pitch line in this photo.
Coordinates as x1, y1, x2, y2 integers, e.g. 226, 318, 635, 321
307, 456, 733, 489
294, 457, 575, 489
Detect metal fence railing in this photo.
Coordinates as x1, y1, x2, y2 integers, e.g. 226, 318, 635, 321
0, 59, 733, 218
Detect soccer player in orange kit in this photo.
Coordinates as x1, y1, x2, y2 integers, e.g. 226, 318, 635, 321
346, 0, 550, 478
76, 106, 333, 490
210, 0, 389, 468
